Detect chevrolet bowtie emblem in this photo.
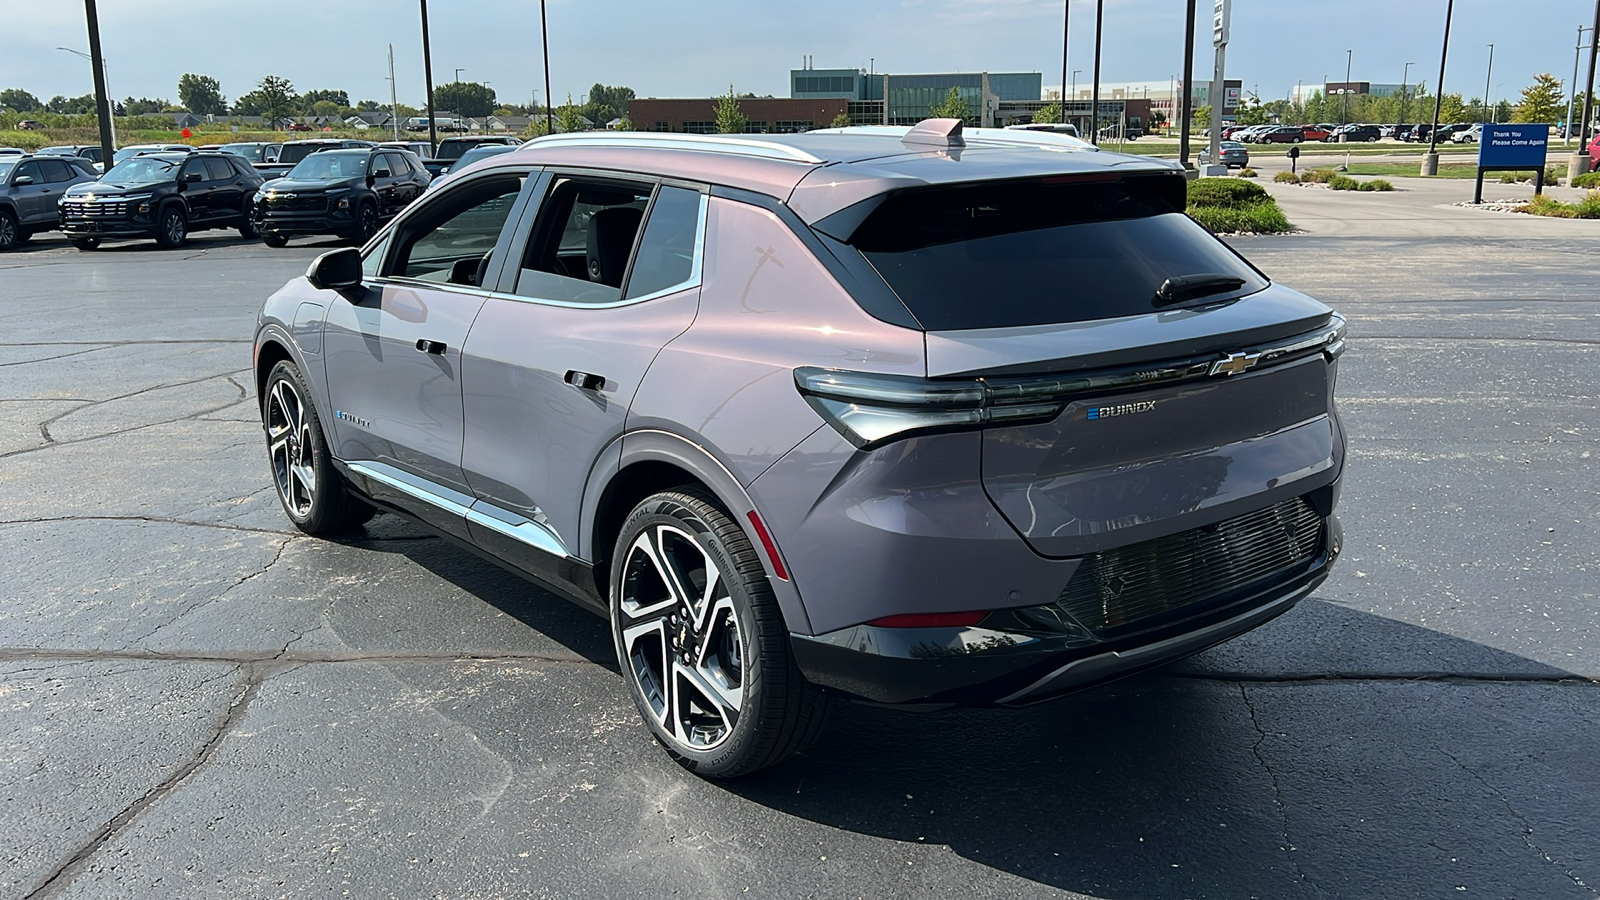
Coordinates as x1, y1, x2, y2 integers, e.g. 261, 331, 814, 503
1210, 351, 1263, 376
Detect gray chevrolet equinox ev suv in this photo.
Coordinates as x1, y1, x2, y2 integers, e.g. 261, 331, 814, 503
254, 122, 1346, 777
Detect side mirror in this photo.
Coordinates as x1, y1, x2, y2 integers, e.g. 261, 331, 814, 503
184, 171, 203, 182
306, 247, 364, 293
13, 176, 33, 186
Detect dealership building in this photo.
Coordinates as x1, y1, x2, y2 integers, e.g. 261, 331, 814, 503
628, 64, 1157, 135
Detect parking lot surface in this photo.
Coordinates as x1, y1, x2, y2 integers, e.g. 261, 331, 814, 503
2, 182, 1598, 900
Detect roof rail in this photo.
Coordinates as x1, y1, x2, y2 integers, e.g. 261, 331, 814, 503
963, 128, 1098, 152
524, 132, 824, 164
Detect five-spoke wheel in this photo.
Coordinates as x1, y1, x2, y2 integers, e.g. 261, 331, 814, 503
611, 491, 828, 777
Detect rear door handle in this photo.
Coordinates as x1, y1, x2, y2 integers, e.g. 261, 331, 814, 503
415, 339, 447, 355
565, 370, 605, 391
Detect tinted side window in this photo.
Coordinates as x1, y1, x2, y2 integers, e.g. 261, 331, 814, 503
39, 159, 75, 183
371, 154, 393, 177
515, 177, 651, 304
624, 187, 703, 301
383, 153, 408, 176
386, 176, 523, 284
204, 158, 235, 181
179, 159, 208, 182
14, 161, 42, 183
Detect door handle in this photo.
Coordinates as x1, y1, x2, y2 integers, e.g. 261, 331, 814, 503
565, 370, 605, 391
415, 339, 447, 355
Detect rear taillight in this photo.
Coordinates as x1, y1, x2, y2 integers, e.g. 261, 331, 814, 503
793, 368, 1062, 449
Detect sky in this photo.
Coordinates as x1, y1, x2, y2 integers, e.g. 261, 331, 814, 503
4, 0, 1594, 110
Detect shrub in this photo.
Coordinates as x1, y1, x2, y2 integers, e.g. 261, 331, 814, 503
1274, 171, 1302, 184
1300, 168, 1338, 184
1572, 171, 1600, 189
1237, 167, 1258, 178
1186, 177, 1271, 208
1356, 179, 1395, 192
1326, 174, 1360, 191
1186, 203, 1294, 234
1498, 167, 1565, 186
1519, 190, 1600, 219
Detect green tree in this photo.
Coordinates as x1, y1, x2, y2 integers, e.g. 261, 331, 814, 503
435, 82, 496, 118
1193, 104, 1212, 127
310, 99, 342, 118
47, 94, 97, 115
356, 99, 384, 112
829, 111, 853, 128
1032, 101, 1062, 124
555, 93, 587, 133
177, 74, 227, 115
928, 86, 969, 121
0, 89, 42, 112
122, 97, 170, 116
715, 85, 747, 133
298, 88, 350, 110
583, 83, 635, 126
1235, 97, 1270, 126
1493, 99, 1513, 124
254, 75, 296, 128
613, 115, 634, 131
1437, 92, 1468, 124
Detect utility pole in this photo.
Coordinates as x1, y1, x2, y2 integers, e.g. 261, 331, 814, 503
541, 0, 554, 134
420, 0, 437, 154
1568, 27, 1592, 146
387, 44, 401, 141
81, 0, 115, 168
1423, 0, 1455, 175
1341, 50, 1353, 126
1582, 0, 1600, 156
1205, 0, 1231, 176
1401, 61, 1414, 125
1090, 0, 1104, 144
1483, 44, 1494, 122
1180, 0, 1196, 169
1060, 0, 1069, 111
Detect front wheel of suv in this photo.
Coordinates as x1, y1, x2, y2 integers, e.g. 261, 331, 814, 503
155, 206, 187, 248
261, 360, 375, 535
352, 202, 379, 245
238, 210, 260, 239
610, 490, 830, 778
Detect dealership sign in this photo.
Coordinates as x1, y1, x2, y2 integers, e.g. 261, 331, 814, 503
1478, 124, 1549, 169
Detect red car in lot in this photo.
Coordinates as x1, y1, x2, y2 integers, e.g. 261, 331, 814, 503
1301, 125, 1332, 141
1589, 134, 1600, 172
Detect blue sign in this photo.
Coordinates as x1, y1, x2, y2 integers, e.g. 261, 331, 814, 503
1479, 123, 1550, 168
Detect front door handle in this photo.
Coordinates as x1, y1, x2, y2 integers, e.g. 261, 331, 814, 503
565, 370, 605, 391
415, 339, 447, 355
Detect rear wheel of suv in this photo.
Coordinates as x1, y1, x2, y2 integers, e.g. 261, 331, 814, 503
70, 237, 100, 251
610, 490, 829, 778
262, 360, 375, 535
155, 206, 187, 248
0, 209, 18, 251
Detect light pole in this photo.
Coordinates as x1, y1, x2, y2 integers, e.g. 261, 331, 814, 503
1568, 26, 1593, 146
1341, 49, 1353, 126
1482, 44, 1494, 123
1072, 70, 1082, 99
1060, 0, 1069, 110
419, 0, 438, 153
57, 46, 116, 151
1179, 0, 1196, 170
1401, 61, 1414, 125
1424, 0, 1456, 176
540, 0, 554, 135
1090, 0, 1104, 144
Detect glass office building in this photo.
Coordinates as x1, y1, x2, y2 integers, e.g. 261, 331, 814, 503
791, 68, 1043, 126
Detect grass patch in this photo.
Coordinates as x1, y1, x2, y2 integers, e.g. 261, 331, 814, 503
1572, 171, 1600, 189
1497, 166, 1564, 187
1519, 191, 1600, 219
1344, 162, 1479, 179
1187, 177, 1293, 234
1237, 167, 1258, 178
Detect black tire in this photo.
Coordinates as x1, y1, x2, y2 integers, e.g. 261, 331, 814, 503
154, 205, 187, 248
238, 208, 260, 239
610, 489, 829, 778
70, 237, 100, 251
261, 360, 375, 535
0, 209, 18, 251
262, 234, 289, 248
352, 202, 379, 245
13, 227, 31, 245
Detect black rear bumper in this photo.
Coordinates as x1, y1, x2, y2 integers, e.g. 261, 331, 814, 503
792, 514, 1341, 709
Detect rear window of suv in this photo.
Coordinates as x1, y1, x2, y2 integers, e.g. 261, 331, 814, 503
844, 175, 1267, 331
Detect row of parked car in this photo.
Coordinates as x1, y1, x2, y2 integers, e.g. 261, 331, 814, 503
1215, 122, 1524, 145
0, 135, 522, 251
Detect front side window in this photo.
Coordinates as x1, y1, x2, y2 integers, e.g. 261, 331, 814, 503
514, 177, 651, 304
179, 159, 208, 183
385, 175, 524, 284
13, 161, 41, 184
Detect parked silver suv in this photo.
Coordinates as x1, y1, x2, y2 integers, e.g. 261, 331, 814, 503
254, 123, 1347, 777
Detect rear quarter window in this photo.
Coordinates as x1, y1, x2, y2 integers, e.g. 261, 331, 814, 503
846, 175, 1267, 330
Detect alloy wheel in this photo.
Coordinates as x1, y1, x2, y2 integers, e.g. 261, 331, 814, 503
617, 523, 745, 752
162, 211, 186, 246
0, 213, 15, 250
265, 377, 317, 517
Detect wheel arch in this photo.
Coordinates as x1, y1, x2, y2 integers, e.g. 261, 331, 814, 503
585, 429, 812, 635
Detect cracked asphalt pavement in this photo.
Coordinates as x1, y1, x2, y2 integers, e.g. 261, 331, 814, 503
1, 188, 1597, 900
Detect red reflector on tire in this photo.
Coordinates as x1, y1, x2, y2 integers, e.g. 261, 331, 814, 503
745, 510, 789, 581
867, 611, 988, 628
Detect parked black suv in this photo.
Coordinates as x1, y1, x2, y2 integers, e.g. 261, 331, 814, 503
59, 151, 266, 250
1326, 125, 1382, 142
253, 139, 375, 178
0, 155, 99, 250
421, 135, 519, 177
255, 147, 430, 246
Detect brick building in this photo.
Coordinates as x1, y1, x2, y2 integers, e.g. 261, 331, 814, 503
627, 97, 849, 134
